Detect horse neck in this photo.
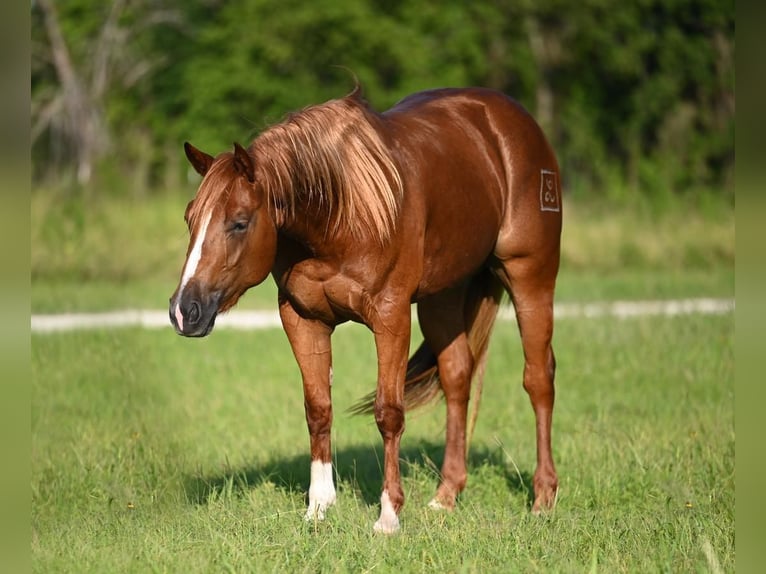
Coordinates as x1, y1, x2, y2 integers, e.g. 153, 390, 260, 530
275, 197, 344, 257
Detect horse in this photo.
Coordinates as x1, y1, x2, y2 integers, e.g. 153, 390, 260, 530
169, 86, 562, 533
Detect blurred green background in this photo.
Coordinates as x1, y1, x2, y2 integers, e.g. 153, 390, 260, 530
30, 0, 734, 310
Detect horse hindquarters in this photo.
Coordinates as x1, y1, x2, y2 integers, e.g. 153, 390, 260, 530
488, 100, 562, 512
493, 179, 561, 512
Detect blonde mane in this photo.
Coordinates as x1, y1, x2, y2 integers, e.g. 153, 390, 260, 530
253, 92, 403, 243
186, 158, 236, 230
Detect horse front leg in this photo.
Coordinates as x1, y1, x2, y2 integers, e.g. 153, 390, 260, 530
279, 298, 336, 521
371, 307, 411, 534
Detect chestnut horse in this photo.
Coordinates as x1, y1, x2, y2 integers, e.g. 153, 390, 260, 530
169, 87, 562, 533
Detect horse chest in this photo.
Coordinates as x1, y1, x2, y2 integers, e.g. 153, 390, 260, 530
277, 260, 368, 325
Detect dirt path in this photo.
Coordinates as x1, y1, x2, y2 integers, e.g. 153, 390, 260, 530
31, 298, 734, 333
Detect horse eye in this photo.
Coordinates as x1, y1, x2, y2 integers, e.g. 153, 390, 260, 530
229, 220, 249, 233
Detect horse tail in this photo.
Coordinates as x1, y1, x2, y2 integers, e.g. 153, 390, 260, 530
463, 270, 506, 445
348, 269, 505, 430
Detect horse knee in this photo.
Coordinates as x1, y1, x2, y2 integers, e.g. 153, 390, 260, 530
374, 402, 405, 439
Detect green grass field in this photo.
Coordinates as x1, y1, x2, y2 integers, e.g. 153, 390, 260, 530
31, 190, 734, 571
32, 312, 733, 573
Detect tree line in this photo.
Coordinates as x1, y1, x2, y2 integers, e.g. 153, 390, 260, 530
32, 0, 734, 200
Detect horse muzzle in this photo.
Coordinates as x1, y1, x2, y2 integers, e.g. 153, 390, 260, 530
169, 288, 221, 337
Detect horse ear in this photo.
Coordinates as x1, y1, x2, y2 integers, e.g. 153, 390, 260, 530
232, 142, 255, 183
184, 142, 214, 176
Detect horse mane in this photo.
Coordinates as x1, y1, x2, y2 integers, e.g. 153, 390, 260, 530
186, 156, 237, 231
253, 89, 404, 243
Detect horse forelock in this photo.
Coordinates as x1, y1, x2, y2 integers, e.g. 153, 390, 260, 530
187, 155, 236, 231
254, 94, 403, 243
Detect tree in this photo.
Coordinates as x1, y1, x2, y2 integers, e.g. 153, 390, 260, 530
32, 0, 181, 189
31, 0, 734, 198
34, 0, 109, 185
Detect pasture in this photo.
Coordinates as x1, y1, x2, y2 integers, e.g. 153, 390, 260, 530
32, 311, 733, 572
31, 190, 734, 571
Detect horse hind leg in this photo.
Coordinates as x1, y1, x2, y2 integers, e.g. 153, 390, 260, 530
417, 289, 473, 510
418, 271, 503, 510
495, 256, 559, 513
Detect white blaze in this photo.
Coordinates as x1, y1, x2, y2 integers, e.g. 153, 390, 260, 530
305, 460, 336, 521
174, 210, 213, 329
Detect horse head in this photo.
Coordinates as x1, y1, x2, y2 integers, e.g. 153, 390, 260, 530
169, 142, 277, 337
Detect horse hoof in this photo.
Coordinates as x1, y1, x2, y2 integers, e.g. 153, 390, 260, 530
373, 515, 400, 534
304, 499, 335, 522
304, 506, 327, 521
531, 487, 559, 515
427, 496, 456, 511
373, 490, 401, 533
428, 498, 447, 510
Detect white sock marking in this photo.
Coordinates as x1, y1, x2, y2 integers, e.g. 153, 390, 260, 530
373, 490, 400, 534
304, 460, 336, 521
174, 210, 212, 326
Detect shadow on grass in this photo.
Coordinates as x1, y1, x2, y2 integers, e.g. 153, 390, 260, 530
183, 440, 534, 510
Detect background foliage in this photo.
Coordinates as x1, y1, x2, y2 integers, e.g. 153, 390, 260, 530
31, 0, 734, 200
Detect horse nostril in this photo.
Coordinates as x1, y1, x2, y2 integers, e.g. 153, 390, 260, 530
187, 301, 201, 325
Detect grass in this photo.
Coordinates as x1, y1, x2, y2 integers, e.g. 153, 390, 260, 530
30, 190, 734, 312
31, 188, 734, 570
32, 312, 734, 572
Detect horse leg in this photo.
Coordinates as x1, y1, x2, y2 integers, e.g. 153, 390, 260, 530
496, 257, 559, 513
371, 305, 411, 534
279, 297, 336, 520
417, 289, 473, 510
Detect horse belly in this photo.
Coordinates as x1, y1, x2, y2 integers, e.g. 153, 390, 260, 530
415, 196, 501, 298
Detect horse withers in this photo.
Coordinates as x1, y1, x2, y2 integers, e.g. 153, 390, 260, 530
169, 87, 562, 533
